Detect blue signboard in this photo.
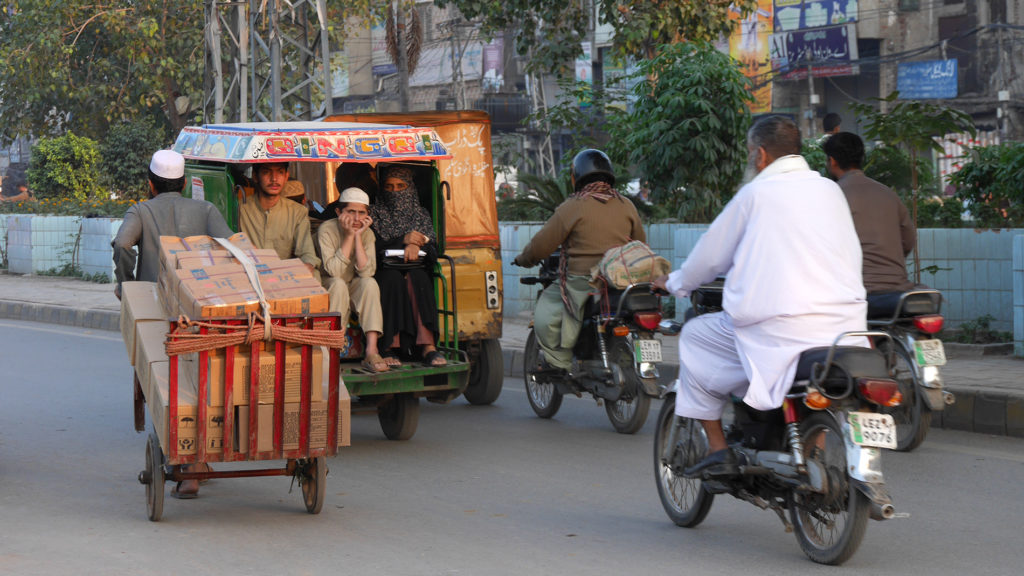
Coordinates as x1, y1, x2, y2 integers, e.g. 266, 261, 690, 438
775, 0, 858, 32
897, 60, 958, 99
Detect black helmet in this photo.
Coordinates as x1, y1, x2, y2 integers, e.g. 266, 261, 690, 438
571, 149, 615, 191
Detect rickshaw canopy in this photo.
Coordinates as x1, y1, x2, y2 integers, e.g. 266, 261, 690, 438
172, 122, 452, 163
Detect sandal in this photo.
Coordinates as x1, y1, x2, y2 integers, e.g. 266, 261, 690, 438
361, 353, 390, 373
422, 349, 447, 367
381, 351, 402, 368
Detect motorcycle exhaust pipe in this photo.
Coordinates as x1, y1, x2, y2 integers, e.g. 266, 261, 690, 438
870, 501, 896, 520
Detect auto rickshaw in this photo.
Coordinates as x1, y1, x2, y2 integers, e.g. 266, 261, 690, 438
171, 111, 503, 440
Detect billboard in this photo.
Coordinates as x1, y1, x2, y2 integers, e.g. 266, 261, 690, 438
726, 1, 775, 114
770, 22, 859, 79
774, 0, 858, 32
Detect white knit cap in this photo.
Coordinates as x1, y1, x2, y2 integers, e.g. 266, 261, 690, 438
339, 187, 370, 206
150, 149, 185, 179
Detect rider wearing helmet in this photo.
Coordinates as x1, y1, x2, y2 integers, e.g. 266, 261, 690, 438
513, 149, 646, 371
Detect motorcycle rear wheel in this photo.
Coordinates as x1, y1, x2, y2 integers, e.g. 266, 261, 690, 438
882, 343, 932, 451
523, 330, 563, 418
790, 412, 869, 565
653, 396, 714, 527
605, 340, 651, 434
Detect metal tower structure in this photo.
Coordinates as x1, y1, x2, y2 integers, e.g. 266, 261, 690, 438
203, 0, 332, 124
527, 73, 556, 178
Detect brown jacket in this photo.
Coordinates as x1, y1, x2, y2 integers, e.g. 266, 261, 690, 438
517, 195, 645, 276
838, 170, 915, 292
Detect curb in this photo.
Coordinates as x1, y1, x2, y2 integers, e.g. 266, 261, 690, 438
501, 348, 1024, 439
0, 300, 119, 332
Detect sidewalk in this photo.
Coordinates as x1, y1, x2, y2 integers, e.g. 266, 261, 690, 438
1, 271, 1022, 438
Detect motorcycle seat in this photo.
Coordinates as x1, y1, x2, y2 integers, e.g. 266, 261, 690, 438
867, 289, 941, 321
793, 346, 889, 397
585, 287, 660, 317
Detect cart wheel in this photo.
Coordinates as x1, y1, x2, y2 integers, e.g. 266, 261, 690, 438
300, 457, 328, 515
144, 432, 165, 522
378, 394, 419, 440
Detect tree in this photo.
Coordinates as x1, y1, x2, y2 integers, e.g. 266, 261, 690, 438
27, 132, 103, 201
101, 118, 171, 201
0, 1, 205, 143
948, 142, 1024, 228
850, 92, 975, 280
622, 42, 753, 222
433, 0, 756, 74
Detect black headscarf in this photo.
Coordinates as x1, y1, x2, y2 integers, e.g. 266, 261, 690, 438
370, 166, 436, 244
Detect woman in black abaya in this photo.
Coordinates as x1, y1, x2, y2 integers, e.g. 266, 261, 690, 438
370, 166, 447, 367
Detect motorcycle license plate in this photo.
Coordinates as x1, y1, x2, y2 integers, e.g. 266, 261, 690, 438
914, 339, 947, 367
847, 412, 897, 449
634, 339, 662, 363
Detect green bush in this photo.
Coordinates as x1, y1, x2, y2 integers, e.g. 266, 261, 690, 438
948, 142, 1024, 228
101, 119, 169, 201
27, 132, 104, 201
946, 314, 1012, 344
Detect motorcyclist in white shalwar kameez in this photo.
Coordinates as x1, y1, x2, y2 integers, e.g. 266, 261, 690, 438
654, 115, 867, 476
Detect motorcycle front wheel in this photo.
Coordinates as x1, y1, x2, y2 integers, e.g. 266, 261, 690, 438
882, 343, 932, 451
653, 396, 714, 527
790, 412, 870, 566
523, 330, 563, 418
605, 339, 651, 434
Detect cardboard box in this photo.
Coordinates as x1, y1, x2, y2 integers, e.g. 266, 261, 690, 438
181, 345, 325, 406
174, 248, 280, 272
120, 281, 169, 365
135, 321, 171, 403
149, 362, 225, 457
236, 382, 350, 452
158, 232, 257, 272
177, 272, 328, 318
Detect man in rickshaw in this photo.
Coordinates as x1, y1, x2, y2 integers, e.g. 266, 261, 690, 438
318, 186, 389, 373
238, 161, 321, 279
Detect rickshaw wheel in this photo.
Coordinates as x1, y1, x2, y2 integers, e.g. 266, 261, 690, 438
379, 394, 419, 440
145, 432, 165, 522
300, 457, 328, 514
464, 339, 504, 405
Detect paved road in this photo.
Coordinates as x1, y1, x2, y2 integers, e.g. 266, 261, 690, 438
2, 319, 1023, 575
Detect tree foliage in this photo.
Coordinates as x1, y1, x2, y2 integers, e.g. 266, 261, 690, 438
27, 132, 103, 201
101, 118, 170, 201
0, 1, 205, 143
948, 142, 1024, 228
624, 42, 753, 222
434, 0, 756, 74
851, 91, 975, 279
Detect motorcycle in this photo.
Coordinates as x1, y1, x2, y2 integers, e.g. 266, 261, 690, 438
520, 253, 668, 434
867, 289, 954, 451
654, 282, 902, 565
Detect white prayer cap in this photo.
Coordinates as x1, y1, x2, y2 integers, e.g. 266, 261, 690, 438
339, 187, 370, 206
150, 149, 185, 179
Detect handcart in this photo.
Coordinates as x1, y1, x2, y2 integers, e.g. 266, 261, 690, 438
134, 313, 347, 521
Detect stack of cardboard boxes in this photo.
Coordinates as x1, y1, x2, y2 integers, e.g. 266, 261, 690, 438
120, 233, 350, 460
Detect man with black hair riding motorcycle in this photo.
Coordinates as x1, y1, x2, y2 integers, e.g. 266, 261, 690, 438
513, 149, 646, 373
